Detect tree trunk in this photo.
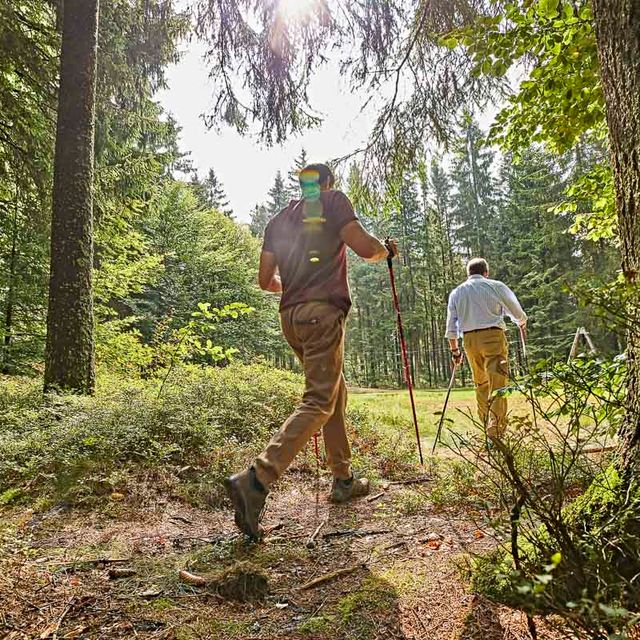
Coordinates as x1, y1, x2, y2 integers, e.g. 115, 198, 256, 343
1, 188, 19, 374
44, 0, 99, 393
592, 0, 640, 474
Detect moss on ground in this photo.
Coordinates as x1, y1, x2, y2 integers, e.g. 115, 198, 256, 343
472, 465, 640, 634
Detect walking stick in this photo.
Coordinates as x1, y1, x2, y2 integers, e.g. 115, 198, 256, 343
385, 240, 424, 465
519, 325, 539, 430
432, 358, 462, 455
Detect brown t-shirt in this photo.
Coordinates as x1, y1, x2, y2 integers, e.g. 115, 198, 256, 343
262, 189, 357, 313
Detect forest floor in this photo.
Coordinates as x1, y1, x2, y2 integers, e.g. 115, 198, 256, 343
0, 384, 578, 639
0, 466, 566, 640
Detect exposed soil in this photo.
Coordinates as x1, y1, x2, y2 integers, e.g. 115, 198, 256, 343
0, 472, 565, 640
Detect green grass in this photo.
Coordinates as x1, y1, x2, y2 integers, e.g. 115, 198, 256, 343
349, 387, 533, 450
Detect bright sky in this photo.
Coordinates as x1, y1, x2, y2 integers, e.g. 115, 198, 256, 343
157, 41, 377, 223
157, 2, 506, 224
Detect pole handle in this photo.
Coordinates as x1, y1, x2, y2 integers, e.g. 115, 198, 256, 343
384, 237, 395, 266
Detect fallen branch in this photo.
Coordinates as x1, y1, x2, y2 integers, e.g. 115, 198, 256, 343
582, 446, 616, 454
366, 491, 385, 503
50, 597, 75, 640
52, 557, 132, 568
385, 476, 431, 487
306, 518, 327, 548
263, 522, 285, 537
323, 528, 391, 540
299, 563, 364, 590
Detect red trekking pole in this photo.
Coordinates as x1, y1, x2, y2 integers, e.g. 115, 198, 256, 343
385, 240, 424, 465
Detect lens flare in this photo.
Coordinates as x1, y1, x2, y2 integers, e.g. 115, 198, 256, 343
277, 0, 317, 22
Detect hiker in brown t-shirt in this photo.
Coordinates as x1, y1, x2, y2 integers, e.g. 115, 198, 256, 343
225, 163, 397, 539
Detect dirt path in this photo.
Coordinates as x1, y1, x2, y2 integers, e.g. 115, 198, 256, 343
0, 473, 560, 640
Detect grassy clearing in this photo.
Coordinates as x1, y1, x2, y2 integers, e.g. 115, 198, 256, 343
349, 387, 534, 451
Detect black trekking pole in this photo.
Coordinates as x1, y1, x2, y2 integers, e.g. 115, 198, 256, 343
385, 239, 424, 466
432, 357, 463, 455
519, 325, 539, 430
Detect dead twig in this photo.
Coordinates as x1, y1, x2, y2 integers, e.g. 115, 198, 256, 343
366, 491, 385, 502
384, 541, 408, 552
169, 515, 193, 525
299, 563, 364, 590
386, 476, 431, 487
263, 522, 285, 537
582, 445, 616, 454
306, 518, 328, 548
50, 597, 75, 640
323, 528, 392, 540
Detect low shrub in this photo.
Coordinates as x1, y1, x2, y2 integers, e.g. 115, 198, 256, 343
0, 364, 418, 507
462, 355, 639, 638
0, 364, 300, 505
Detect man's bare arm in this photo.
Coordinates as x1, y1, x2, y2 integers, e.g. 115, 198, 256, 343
258, 251, 282, 293
340, 220, 395, 262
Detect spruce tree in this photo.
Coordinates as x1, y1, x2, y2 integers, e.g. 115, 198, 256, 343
44, 0, 100, 394
267, 171, 289, 216
450, 113, 498, 260
249, 204, 271, 238
286, 148, 308, 199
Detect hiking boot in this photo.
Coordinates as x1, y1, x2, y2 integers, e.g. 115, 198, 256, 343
224, 467, 268, 541
330, 475, 370, 503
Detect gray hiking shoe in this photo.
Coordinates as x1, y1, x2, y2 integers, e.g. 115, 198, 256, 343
224, 467, 268, 541
330, 475, 370, 503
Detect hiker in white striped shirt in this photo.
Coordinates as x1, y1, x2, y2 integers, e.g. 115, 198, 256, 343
445, 258, 527, 440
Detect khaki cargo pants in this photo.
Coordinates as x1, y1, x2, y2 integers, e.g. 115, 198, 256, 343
254, 302, 351, 489
463, 328, 509, 438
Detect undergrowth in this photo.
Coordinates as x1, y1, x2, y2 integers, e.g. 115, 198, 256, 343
0, 364, 417, 509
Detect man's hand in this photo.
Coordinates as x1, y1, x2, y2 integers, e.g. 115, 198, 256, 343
518, 319, 527, 338
385, 238, 399, 259
265, 275, 283, 293
451, 348, 463, 366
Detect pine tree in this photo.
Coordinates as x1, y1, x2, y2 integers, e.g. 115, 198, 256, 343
267, 170, 290, 215
192, 168, 233, 218
249, 204, 271, 238
44, 0, 100, 394
286, 148, 308, 199
450, 113, 498, 259
495, 149, 577, 359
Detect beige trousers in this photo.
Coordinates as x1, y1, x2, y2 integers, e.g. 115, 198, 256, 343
463, 328, 509, 438
254, 302, 351, 488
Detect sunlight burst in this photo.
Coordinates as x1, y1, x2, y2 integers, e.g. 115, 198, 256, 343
277, 0, 318, 22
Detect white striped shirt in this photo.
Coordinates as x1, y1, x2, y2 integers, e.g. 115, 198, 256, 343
445, 275, 527, 339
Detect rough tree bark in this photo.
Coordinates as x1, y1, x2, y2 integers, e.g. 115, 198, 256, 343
1, 188, 18, 374
592, 0, 640, 475
44, 0, 99, 393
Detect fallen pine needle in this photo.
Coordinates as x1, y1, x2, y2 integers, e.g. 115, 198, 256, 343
299, 563, 363, 590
